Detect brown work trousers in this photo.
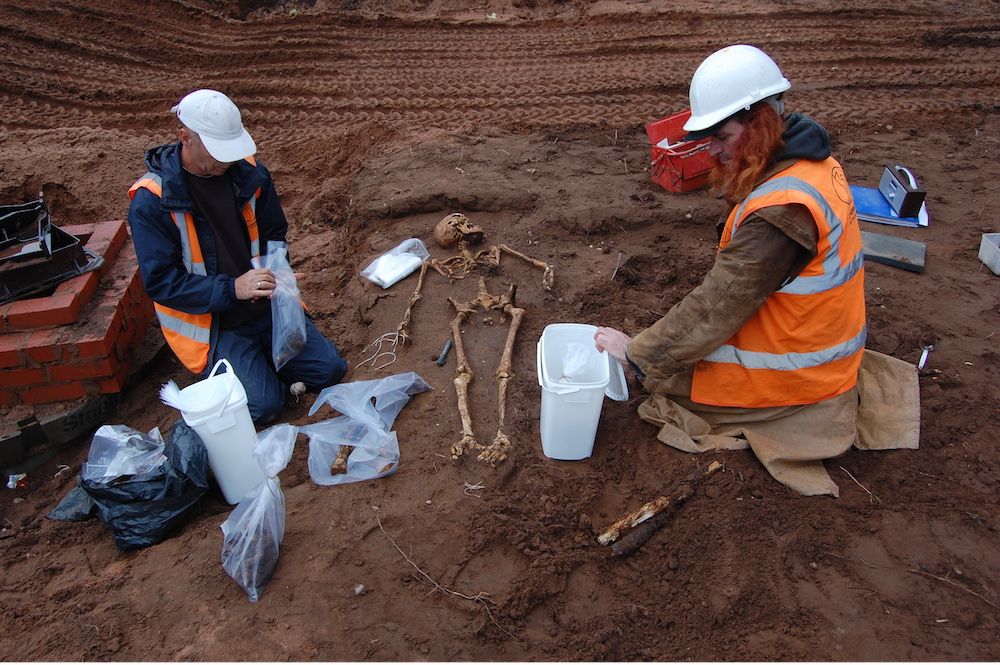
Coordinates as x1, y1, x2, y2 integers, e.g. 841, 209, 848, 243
635, 350, 920, 496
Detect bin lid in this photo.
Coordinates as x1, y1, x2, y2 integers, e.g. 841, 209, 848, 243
605, 355, 629, 402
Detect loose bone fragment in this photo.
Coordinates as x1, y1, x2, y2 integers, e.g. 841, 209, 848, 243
330, 445, 351, 475
598, 461, 723, 555
596, 496, 672, 546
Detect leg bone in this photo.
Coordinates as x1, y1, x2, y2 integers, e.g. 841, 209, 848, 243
478, 294, 525, 466
447, 299, 481, 459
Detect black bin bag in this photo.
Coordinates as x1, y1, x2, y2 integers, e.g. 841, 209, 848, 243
78, 420, 210, 551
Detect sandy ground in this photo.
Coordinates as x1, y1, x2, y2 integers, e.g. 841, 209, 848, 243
1, 0, 999, 660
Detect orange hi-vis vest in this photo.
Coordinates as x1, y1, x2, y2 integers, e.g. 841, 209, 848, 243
690, 157, 867, 408
128, 164, 262, 374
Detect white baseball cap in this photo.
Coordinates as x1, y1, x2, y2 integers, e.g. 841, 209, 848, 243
171, 89, 256, 162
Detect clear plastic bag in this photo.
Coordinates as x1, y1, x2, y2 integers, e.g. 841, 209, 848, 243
558, 342, 592, 383
81, 424, 167, 482
264, 246, 306, 371
220, 423, 297, 602
301, 417, 399, 486
360, 238, 430, 288
303, 371, 430, 486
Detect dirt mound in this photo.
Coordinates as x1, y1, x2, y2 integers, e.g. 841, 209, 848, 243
1, 0, 998, 661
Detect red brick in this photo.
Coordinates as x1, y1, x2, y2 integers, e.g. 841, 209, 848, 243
0, 331, 26, 368
0, 302, 11, 333
79, 220, 128, 279
116, 316, 150, 364
0, 366, 49, 388
53, 271, 99, 308
73, 305, 120, 358
60, 223, 96, 238
98, 361, 129, 393
6, 292, 81, 330
88, 219, 127, 254
24, 328, 65, 363
0, 389, 17, 407
49, 355, 120, 382
22, 381, 88, 404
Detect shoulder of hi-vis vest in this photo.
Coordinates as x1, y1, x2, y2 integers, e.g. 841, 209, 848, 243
128, 166, 262, 374
691, 157, 866, 408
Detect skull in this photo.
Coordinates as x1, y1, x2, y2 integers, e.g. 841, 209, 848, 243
434, 213, 485, 249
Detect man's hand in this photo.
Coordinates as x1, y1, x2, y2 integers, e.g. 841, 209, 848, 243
594, 326, 632, 365
235, 268, 276, 300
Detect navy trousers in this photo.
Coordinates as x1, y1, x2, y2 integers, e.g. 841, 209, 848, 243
206, 315, 347, 424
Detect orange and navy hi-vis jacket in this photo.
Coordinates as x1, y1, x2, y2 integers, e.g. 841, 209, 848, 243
690, 157, 867, 408
127, 143, 285, 374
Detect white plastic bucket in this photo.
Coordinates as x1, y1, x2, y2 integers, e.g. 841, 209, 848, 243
178, 359, 265, 504
536, 323, 628, 460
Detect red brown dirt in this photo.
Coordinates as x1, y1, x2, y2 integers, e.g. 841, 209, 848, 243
1, 0, 999, 660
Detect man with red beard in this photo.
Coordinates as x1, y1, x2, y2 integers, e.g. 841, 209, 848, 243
594, 45, 914, 496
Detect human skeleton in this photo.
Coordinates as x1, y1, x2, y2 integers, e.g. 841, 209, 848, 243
359, 213, 553, 466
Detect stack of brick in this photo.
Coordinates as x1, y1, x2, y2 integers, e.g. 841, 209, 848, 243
0, 219, 155, 406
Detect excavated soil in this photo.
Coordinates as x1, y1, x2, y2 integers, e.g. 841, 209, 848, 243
1, 0, 999, 661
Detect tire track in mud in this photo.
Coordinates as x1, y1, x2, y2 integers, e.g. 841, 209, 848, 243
1, 0, 998, 140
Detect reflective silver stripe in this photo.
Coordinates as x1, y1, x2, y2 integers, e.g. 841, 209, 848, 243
138, 171, 160, 187
782, 251, 864, 296
733, 176, 862, 296
168, 212, 207, 276
245, 197, 261, 262
155, 309, 211, 344
704, 326, 867, 371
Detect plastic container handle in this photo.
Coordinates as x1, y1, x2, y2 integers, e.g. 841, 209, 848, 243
206, 358, 236, 419
536, 341, 543, 388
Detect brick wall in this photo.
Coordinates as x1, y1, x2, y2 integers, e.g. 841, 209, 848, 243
0, 220, 156, 406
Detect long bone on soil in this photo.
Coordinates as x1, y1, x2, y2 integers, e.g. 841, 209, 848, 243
479, 283, 524, 466
447, 294, 482, 460
489, 243, 554, 291
598, 460, 723, 554
447, 278, 525, 465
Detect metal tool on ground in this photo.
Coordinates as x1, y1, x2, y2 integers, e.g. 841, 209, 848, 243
435, 338, 454, 366
918, 344, 934, 371
598, 460, 722, 556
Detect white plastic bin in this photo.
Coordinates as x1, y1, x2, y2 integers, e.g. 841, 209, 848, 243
979, 233, 1000, 275
178, 359, 266, 504
536, 323, 628, 460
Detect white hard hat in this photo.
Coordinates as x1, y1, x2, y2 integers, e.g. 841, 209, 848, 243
171, 89, 256, 162
682, 44, 791, 139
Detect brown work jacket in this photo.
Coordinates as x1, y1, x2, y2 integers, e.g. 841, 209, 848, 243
627, 158, 819, 384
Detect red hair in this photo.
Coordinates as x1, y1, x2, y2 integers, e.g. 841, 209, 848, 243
708, 104, 786, 202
